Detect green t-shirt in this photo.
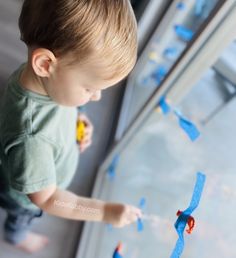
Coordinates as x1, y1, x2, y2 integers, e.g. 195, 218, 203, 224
0, 65, 80, 210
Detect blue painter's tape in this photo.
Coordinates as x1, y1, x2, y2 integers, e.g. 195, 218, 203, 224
163, 47, 178, 60
113, 244, 123, 258
152, 65, 167, 85
139, 197, 146, 210
174, 110, 200, 141
184, 173, 206, 215
174, 25, 194, 42
137, 197, 146, 232
170, 172, 206, 258
195, 0, 206, 17
176, 2, 185, 10
107, 154, 120, 180
137, 218, 144, 232
113, 252, 123, 258
158, 97, 171, 115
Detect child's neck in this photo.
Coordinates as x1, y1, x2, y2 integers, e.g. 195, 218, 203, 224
20, 63, 49, 96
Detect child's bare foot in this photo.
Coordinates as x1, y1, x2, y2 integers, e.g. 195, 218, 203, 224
16, 232, 49, 254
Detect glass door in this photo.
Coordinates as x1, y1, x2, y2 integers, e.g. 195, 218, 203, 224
76, 1, 236, 258
116, 0, 222, 141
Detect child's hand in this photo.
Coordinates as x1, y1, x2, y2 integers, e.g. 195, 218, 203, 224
77, 113, 94, 153
103, 203, 142, 228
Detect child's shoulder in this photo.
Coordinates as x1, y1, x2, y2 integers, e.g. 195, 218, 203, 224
0, 63, 78, 149
0, 66, 78, 150
1, 65, 56, 132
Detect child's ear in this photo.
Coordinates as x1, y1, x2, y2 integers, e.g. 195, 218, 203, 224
31, 48, 57, 78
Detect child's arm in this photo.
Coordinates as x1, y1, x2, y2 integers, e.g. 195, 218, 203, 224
28, 185, 141, 228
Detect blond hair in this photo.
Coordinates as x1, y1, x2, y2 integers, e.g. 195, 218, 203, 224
19, 0, 138, 80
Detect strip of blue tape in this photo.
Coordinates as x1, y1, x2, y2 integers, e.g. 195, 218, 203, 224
107, 154, 120, 180
195, 0, 206, 17
113, 252, 123, 258
158, 97, 171, 115
174, 110, 200, 141
152, 66, 168, 85
170, 172, 206, 258
139, 197, 146, 210
137, 218, 144, 232
174, 25, 194, 41
176, 2, 185, 10
137, 197, 146, 232
163, 47, 179, 60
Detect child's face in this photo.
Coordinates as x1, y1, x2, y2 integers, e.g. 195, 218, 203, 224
45, 58, 123, 107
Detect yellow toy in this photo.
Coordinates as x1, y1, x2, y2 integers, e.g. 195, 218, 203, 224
76, 120, 86, 143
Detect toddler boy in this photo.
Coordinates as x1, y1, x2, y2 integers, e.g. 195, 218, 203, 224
0, 0, 141, 253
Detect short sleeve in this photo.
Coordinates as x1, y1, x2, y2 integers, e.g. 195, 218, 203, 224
6, 135, 58, 194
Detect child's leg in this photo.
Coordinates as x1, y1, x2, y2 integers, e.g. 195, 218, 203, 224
3, 207, 43, 245
0, 191, 43, 245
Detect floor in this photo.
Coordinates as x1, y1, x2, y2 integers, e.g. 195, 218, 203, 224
0, 1, 124, 257
76, 63, 236, 257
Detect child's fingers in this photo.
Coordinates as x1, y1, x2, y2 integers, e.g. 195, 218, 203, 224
129, 206, 142, 218
82, 122, 93, 134
79, 131, 92, 146
79, 114, 94, 131
124, 206, 142, 225
83, 133, 92, 143
84, 128, 93, 136
80, 139, 92, 151
81, 125, 93, 142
